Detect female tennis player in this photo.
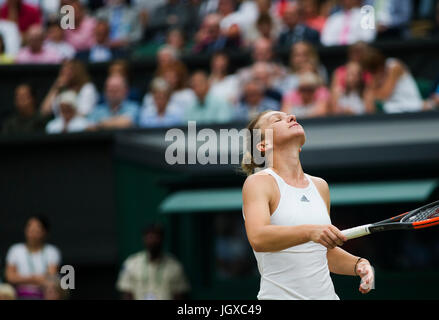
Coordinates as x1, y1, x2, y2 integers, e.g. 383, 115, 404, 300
241, 110, 374, 300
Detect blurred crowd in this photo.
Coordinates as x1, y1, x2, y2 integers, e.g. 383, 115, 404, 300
1, 0, 439, 134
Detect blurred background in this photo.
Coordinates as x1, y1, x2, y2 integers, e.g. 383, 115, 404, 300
0, 0, 439, 300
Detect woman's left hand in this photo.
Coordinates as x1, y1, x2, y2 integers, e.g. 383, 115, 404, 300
356, 259, 374, 294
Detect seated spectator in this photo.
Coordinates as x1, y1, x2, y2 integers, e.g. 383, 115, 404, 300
40, 59, 98, 117
251, 61, 283, 106
41, 60, 99, 116
15, 24, 63, 64
0, 0, 42, 34
193, 13, 240, 53
330, 61, 375, 115
365, 0, 412, 40
217, 0, 244, 48
208, 51, 240, 105
234, 79, 280, 121
43, 275, 68, 300
166, 28, 191, 56
61, 0, 97, 51
138, 78, 183, 128
0, 33, 13, 63
144, 0, 190, 44
299, 0, 328, 33
238, 37, 287, 88
278, 41, 328, 94
184, 70, 232, 124
76, 19, 125, 63
155, 45, 179, 73
360, 47, 424, 113
0, 283, 16, 300
281, 72, 330, 118
107, 59, 141, 103
2, 83, 49, 134
45, 90, 90, 134
44, 18, 76, 61
5, 215, 61, 300
88, 74, 139, 130
331, 41, 372, 93
321, 0, 376, 46
95, 0, 142, 49
276, 1, 320, 49
0, 18, 21, 58
116, 224, 190, 300
243, 0, 282, 45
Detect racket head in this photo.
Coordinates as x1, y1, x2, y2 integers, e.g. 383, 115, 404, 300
400, 200, 439, 229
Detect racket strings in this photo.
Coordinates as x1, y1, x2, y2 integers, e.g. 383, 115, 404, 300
404, 205, 439, 222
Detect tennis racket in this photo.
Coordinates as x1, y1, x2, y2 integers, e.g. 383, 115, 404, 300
341, 200, 439, 240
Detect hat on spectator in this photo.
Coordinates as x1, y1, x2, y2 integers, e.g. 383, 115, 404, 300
57, 90, 78, 109
298, 72, 321, 88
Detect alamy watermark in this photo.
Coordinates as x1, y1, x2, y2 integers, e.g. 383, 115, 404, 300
60, 5, 75, 30
60, 264, 75, 290
165, 121, 272, 166
361, 5, 375, 30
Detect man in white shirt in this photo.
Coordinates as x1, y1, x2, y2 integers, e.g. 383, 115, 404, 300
321, 0, 376, 46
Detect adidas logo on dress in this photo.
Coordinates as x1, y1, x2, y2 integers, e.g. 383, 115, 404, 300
300, 195, 310, 202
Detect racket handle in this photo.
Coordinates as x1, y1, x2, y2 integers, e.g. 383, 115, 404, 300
341, 224, 372, 240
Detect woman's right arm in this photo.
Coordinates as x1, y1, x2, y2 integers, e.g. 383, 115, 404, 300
242, 175, 345, 252
5, 264, 45, 286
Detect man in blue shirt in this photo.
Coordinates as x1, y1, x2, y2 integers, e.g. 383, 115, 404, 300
88, 74, 139, 130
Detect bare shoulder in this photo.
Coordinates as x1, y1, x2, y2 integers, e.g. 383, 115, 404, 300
308, 175, 329, 191
242, 171, 278, 199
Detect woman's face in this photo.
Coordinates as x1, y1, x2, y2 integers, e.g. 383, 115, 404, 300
298, 85, 317, 104
291, 43, 311, 70
25, 218, 46, 246
345, 62, 362, 88
257, 111, 306, 153
15, 85, 35, 115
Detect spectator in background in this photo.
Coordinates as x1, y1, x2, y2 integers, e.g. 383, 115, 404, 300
15, 24, 63, 64
61, 0, 97, 51
193, 13, 240, 53
331, 41, 372, 94
76, 19, 124, 63
0, 18, 21, 58
155, 45, 179, 73
243, 0, 282, 45
144, 0, 190, 44
44, 18, 76, 61
96, 0, 142, 49
45, 90, 90, 133
217, 0, 244, 48
108, 59, 141, 103
166, 28, 190, 56
238, 37, 287, 88
365, 0, 412, 40
299, 0, 328, 33
88, 74, 139, 130
0, 283, 16, 300
321, 0, 376, 46
0, 33, 13, 63
276, 1, 320, 49
251, 61, 283, 106
0, 0, 42, 34
138, 77, 183, 128
208, 51, 240, 105
184, 70, 232, 124
116, 224, 190, 300
2, 83, 49, 134
5, 215, 61, 300
233, 79, 280, 121
360, 47, 424, 113
330, 61, 375, 115
278, 41, 328, 94
40, 59, 98, 117
281, 71, 330, 118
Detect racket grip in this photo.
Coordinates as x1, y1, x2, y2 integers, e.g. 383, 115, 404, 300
341, 224, 372, 240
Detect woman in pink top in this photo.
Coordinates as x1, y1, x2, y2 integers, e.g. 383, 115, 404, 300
281, 72, 330, 118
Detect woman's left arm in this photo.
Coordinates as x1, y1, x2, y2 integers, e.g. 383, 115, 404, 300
312, 176, 375, 294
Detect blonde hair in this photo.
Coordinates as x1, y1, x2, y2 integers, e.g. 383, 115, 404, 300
0, 283, 16, 300
241, 110, 272, 176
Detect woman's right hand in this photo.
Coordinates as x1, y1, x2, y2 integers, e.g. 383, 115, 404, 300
309, 225, 347, 249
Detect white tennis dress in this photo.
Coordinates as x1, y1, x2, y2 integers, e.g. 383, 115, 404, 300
245, 168, 339, 300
